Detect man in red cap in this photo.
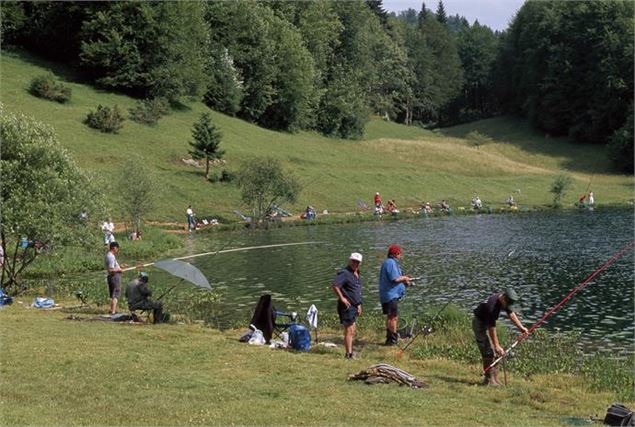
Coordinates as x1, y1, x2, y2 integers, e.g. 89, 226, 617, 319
379, 244, 411, 345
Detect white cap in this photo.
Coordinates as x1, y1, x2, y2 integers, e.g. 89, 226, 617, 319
376, 192, 380, 195
349, 252, 363, 263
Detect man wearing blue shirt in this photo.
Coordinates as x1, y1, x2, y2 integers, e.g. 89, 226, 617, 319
379, 244, 411, 346
332, 252, 364, 359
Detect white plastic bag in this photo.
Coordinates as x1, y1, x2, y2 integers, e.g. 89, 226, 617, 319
248, 327, 265, 345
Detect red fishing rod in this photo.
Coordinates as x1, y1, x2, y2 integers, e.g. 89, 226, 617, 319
484, 240, 635, 374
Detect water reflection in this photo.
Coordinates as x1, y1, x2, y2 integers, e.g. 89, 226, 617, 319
148, 211, 635, 355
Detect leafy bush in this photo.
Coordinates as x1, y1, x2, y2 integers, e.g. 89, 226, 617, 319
128, 98, 170, 126
28, 73, 72, 103
84, 104, 125, 133
549, 172, 573, 208
466, 130, 493, 149
209, 169, 235, 183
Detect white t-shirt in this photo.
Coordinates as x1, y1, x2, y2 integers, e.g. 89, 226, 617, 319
186, 208, 193, 216
105, 251, 120, 272
102, 222, 114, 233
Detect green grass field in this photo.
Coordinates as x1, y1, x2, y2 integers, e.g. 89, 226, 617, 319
2, 49, 632, 223
1, 305, 629, 426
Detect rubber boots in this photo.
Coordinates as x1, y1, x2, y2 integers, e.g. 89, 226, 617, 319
482, 357, 501, 386
385, 329, 399, 346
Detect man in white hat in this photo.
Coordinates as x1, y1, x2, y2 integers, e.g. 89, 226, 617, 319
331, 252, 364, 359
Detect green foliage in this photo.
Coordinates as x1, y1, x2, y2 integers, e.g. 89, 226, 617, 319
203, 48, 243, 115
206, 2, 316, 131
188, 113, 224, 180
580, 355, 635, 401
236, 157, 301, 226
128, 98, 169, 126
317, 66, 369, 139
165, 289, 224, 327
550, 172, 573, 208
0, 1, 27, 45
84, 104, 125, 133
435, 0, 447, 24
80, 2, 209, 101
28, 73, 72, 103
117, 158, 157, 234
607, 102, 634, 173
466, 130, 493, 149
497, 1, 634, 148
0, 107, 104, 294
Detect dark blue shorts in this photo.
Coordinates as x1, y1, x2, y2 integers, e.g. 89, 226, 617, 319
338, 302, 358, 326
382, 298, 399, 316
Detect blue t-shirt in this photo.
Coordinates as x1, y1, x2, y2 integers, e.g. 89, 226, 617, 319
332, 266, 363, 306
379, 257, 405, 303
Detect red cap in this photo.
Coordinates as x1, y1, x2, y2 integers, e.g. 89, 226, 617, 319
388, 244, 402, 257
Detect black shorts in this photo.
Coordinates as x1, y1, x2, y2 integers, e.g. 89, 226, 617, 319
107, 273, 122, 299
382, 298, 399, 316
472, 317, 494, 358
338, 302, 358, 326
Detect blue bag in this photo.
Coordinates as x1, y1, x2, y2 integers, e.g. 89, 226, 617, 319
288, 324, 311, 351
32, 297, 54, 308
0, 288, 12, 306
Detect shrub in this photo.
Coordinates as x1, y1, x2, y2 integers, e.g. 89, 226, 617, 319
466, 130, 493, 149
128, 98, 170, 126
549, 172, 573, 208
28, 73, 72, 103
84, 104, 125, 133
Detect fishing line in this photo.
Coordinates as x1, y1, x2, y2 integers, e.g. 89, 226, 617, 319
484, 240, 635, 374
121, 241, 324, 272
397, 247, 517, 358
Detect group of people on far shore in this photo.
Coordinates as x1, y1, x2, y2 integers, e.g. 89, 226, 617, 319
331, 244, 528, 385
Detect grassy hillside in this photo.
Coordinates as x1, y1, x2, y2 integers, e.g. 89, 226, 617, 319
2, 49, 632, 222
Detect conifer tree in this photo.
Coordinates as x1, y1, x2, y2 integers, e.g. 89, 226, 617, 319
436, 0, 447, 25
188, 113, 224, 180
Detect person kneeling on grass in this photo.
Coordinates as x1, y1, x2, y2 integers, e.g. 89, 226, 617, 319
126, 272, 165, 324
472, 288, 528, 386
331, 252, 364, 359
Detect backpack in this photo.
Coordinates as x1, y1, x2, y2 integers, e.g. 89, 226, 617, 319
288, 324, 311, 351
0, 288, 12, 306
604, 403, 634, 426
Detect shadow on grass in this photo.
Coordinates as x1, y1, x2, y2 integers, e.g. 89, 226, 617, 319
437, 116, 613, 174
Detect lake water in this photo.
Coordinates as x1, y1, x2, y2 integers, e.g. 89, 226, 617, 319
172, 209, 634, 356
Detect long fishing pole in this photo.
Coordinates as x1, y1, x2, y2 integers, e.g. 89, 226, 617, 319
121, 241, 323, 272
484, 240, 635, 374
398, 248, 517, 357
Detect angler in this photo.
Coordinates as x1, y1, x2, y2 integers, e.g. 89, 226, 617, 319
472, 288, 528, 386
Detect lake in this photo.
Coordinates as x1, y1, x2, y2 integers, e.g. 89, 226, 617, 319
176, 209, 634, 356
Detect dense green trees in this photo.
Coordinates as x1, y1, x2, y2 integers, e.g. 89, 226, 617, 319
496, 1, 634, 145
2, 0, 633, 171
0, 107, 103, 293
80, 2, 209, 101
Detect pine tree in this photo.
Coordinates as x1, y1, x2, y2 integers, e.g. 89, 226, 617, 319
417, 2, 427, 29
436, 0, 447, 25
188, 113, 225, 180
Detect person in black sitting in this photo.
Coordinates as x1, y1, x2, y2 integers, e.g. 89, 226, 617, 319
472, 288, 528, 386
126, 272, 164, 324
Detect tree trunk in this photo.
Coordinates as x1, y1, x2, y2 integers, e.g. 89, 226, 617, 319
205, 158, 210, 179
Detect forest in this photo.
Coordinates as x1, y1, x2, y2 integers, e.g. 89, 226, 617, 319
1, 0, 633, 172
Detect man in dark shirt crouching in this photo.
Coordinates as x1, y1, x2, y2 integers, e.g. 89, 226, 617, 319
473, 288, 528, 386
126, 272, 165, 324
332, 252, 364, 359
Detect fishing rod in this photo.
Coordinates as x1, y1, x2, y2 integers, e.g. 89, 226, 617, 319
484, 240, 635, 374
398, 248, 517, 357
121, 241, 323, 272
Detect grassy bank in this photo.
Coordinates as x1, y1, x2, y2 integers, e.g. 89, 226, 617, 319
2, 49, 633, 224
1, 303, 632, 426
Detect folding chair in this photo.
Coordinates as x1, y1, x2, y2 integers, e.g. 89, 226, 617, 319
249, 294, 299, 344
